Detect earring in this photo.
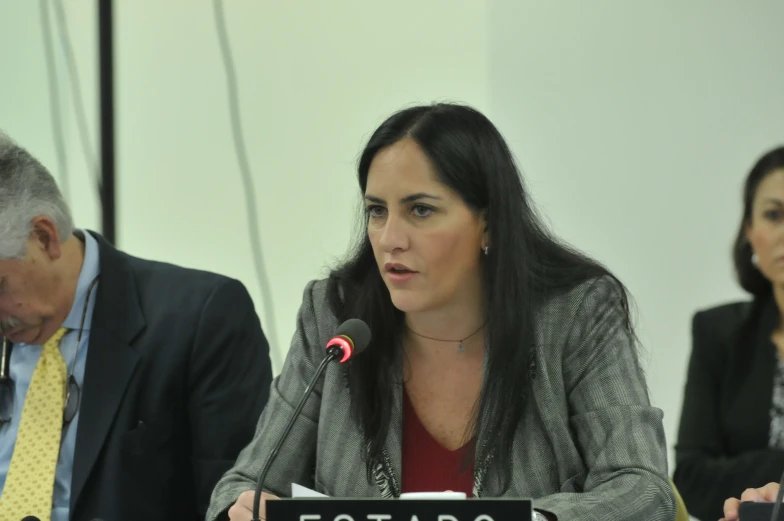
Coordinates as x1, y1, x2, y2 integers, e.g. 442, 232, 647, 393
752, 253, 759, 266
482, 246, 489, 256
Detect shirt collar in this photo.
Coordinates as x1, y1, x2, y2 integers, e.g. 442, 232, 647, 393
61, 230, 101, 331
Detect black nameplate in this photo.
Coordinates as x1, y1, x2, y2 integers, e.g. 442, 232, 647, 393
739, 501, 784, 521
267, 498, 532, 521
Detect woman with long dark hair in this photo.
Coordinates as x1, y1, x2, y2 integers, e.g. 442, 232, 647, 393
675, 146, 784, 521
208, 103, 675, 521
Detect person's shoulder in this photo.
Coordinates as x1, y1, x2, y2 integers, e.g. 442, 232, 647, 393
539, 275, 625, 317
92, 232, 234, 290
110, 248, 253, 313
127, 254, 240, 294
572, 275, 625, 302
693, 300, 753, 326
281, 277, 342, 360
680, 300, 756, 369
691, 300, 755, 351
298, 277, 338, 328
533, 276, 627, 350
306, 277, 331, 301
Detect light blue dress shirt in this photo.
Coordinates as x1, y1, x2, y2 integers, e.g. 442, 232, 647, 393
0, 230, 100, 521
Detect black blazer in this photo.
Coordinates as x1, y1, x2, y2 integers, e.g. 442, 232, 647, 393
66, 232, 273, 521
673, 296, 784, 521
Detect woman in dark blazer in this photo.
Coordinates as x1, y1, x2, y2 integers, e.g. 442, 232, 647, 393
209, 103, 675, 521
674, 145, 784, 521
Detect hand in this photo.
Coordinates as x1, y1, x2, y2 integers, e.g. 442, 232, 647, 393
228, 490, 280, 521
721, 482, 780, 521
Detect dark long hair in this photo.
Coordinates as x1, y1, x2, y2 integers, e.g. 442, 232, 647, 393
733, 146, 784, 298
327, 103, 630, 489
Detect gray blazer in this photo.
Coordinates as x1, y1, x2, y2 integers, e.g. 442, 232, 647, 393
208, 277, 676, 521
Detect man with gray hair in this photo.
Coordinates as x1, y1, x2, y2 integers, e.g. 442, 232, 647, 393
0, 131, 273, 521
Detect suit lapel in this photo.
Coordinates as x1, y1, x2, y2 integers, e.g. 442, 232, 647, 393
70, 328, 139, 508
70, 232, 145, 512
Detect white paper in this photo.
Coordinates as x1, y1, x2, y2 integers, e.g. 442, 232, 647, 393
292, 483, 329, 498
399, 492, 467, 500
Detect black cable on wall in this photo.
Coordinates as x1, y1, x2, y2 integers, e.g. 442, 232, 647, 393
98, 0, 115, 244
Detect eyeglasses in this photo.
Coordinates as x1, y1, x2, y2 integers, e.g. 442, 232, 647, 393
0, 337, 83, 425
0, 368, 81, 425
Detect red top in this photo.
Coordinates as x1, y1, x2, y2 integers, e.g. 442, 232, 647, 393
401, 390, 474, 497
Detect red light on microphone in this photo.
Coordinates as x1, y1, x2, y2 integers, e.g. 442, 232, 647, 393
326, 335, 354, 363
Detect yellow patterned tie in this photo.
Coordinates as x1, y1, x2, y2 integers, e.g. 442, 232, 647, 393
0, 327, 69, 521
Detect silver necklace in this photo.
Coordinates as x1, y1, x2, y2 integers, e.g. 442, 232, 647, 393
406, 321, 487, 352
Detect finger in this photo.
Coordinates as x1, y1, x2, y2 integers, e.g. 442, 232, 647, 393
723, 497, 740, 520
228, 502, 253, 521
237, 490, 256, 508
232, 490, 279, 520
740, 488, 763, 502
760, 482, 782, 502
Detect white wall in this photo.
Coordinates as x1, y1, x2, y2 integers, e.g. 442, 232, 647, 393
0, 0, 100, 230
3, 0, 784, 477
488, 1, 784, 468
113, 1, 489, 370
0, 0, 489, 371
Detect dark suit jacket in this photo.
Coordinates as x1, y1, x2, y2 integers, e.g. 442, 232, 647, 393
673, 295, 784, 521
67, 232, 273, 521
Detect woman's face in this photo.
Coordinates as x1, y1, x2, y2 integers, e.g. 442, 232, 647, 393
364, 138, 487, 314
747, 169, 784, 286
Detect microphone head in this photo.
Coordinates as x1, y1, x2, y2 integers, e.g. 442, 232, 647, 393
326, 318, 371, 362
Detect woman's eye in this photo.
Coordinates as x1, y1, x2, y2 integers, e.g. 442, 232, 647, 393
366, 205, 386, 218
411, 204, 434, 218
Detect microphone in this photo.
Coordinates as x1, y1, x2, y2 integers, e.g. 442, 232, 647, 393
251, 318, 371, 521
